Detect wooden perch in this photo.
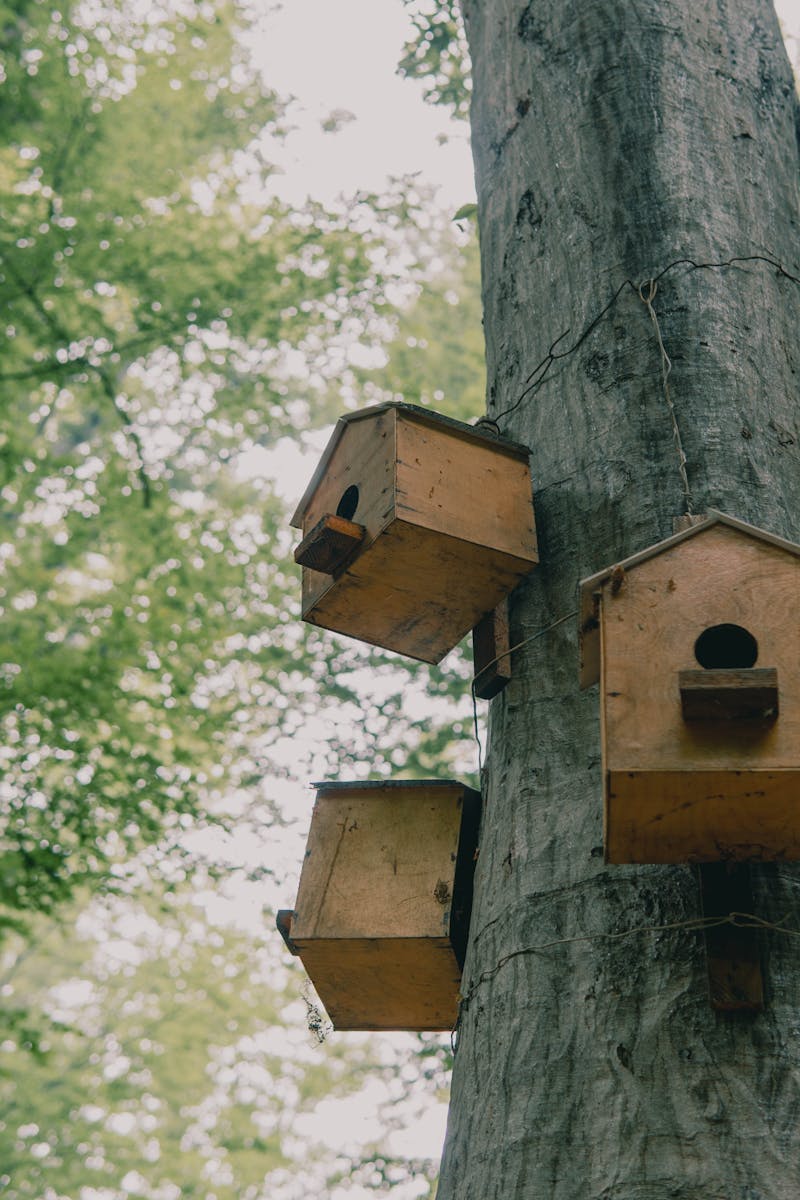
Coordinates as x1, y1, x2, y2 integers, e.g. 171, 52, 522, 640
698, 863, 763, 1012
473, 600, 512, 699
679, 668, 778, 722
294, 514, 365, 575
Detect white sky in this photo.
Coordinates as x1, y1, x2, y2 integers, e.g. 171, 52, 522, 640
252, 0, 474, 209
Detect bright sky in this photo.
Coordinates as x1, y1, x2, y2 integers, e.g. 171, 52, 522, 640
778, 0, 800, 39
253, 0, 474, 209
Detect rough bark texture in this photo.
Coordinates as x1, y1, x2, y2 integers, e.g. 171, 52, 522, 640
439, 1, 800, 1196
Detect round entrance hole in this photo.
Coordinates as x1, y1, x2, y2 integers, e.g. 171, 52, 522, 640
694, 623, 758, 669
336, 485, 360, 521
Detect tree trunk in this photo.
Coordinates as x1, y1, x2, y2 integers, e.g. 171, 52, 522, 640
439, 1, 800, 1196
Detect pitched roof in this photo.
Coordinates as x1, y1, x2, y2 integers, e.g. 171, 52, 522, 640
312, 779, 475, 796
290, 401, 530, 528
579, 511, 800, 687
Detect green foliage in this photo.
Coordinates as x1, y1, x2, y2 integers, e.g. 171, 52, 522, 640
355, 233, 484, 420
0, 0, 484, 935
0, 892, 448, 1198
0, 1, 488, 1193
398, 0, 471, 121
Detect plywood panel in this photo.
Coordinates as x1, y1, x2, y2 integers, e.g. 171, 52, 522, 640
601, 525, 800, 771
698, 863, 764, 1012
294, 936, 461, 1030
294, 514, 365, 574
302, 517, 535, 663
605, 769, 800, 863
679, 668, 778, 722
300, 407, 396, 542
291, 785, 463, 942
395, 412, 538, 563
473, 600, 512, 699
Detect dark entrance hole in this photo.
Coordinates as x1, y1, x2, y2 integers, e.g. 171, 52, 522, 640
694, 623, 758, 669
336, 485, 360, 521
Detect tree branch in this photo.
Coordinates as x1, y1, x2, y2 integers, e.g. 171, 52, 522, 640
2, 257, 154, 506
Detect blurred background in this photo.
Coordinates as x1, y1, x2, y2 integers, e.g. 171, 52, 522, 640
1, 1, 797, 1196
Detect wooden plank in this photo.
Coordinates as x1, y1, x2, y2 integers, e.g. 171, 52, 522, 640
291, 784, 465, 943
395, 411, 538, 564
303, 517, 535, 663
283, 781, 480, 1031
294, 513, 365, 574
605, 768, 800, 863
307, 780, 480, 970
290, 401, 531, 528
292, 935, 462, 1030
679, 668, 778, 722
473, 600, 512, 699
394, 403, 529, 457
601, 524, 800, 771
698, 863, 763, 1012
275, 909, 298, 955
300, 404, 395, 546
581, 512, 800, 688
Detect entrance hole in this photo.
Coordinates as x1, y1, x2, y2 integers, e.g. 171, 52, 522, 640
694, 623, 758, 669
336, 485, 360, 521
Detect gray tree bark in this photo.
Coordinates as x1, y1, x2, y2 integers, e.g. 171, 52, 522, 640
439, 1, 800, 1196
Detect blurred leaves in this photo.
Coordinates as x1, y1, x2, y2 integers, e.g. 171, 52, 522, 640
1, 1, 484, 1191
0, 0, 482, 935
398, 0, 471, 120
0, 891, 448, 1198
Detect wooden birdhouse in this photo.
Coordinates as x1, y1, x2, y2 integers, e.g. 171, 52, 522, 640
579, 511, 800, 865
291, 403, 538, 663
276, 779, 481, 1031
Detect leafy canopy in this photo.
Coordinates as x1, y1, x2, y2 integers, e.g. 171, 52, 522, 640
0, 0, 482, 932
1, 1, 484, 1194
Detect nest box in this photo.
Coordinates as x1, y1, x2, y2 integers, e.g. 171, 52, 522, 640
291, 402, 538, 663
276, 779, 481, 1031
580, 511, 800, 865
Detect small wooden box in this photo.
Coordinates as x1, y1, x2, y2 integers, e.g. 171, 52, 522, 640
290, 403, 538, 663
279, 779, 481, 1031
579, 512, 800, 864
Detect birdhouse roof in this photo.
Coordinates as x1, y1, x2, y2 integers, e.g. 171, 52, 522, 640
312, 778, 478, 798
579, 511, 800, 687
290, 402, 530, 528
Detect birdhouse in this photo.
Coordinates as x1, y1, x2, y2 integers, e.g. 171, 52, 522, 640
276, 779, 481, 1031
291, 402, 538, 663
579, 511, 800, 865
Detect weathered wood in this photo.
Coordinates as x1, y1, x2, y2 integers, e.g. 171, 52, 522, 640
285, 780, 481, 1031
275, 909, 298, 955
297, 403, 396, 551
303, 518, 534, 663
605, 769, 800, 864
394, 410, 537, 562
293, 403, 538, 663
293, 937, 463, 1031
592, 524, 800, 861
472, 600, 512, 699
698, 863, 763, 1013
293, 513, 365, 575
680, 667, 779, 722
580, 511, 800, 688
